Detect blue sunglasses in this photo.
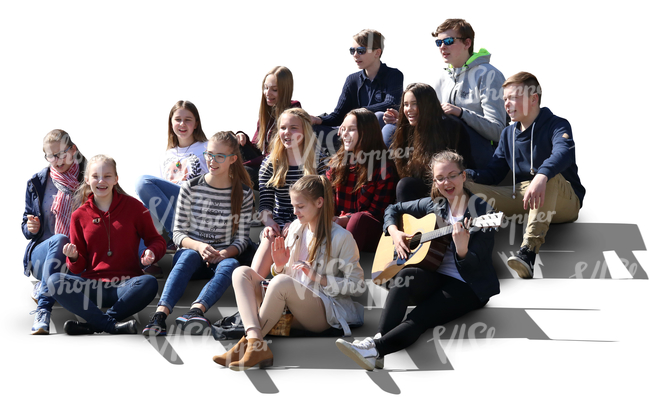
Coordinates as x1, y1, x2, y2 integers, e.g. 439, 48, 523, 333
434, 37, 465, 47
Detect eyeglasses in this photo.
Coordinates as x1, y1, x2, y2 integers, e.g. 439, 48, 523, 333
434, 37, 465, 47
44, 146, 73, 162
203, 152, 235, 163
434, 172, 464, 184
349, 46, 368, 55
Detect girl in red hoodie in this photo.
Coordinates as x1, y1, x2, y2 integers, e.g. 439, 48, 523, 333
49, 155, 166, 335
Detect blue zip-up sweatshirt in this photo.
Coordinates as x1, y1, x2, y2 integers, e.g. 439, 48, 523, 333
320, 62, 403, 126
22, 161, 86, 276
466, 107, 585, 207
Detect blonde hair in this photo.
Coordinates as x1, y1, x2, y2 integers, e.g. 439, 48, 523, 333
265, 108, 319, 188
73, 155, 129, 210
42, 129, 86, 166
429, 150, 466, 199
290, 175, 335, 265
209, 131, 253, 238
257, 66, 294, 154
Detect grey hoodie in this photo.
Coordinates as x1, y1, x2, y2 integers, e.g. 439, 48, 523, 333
432, 48, 507, 142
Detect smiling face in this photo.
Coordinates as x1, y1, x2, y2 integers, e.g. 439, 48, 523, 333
205, 140, 236, 178
403, 90, 419, 126
263, 74, 278, 106
278, 113, 304, 151
432, 160, 466, 202
44, 141, 77, 173
503, 83, 538, 127
171, 107, 197, 147
86, 160, 118, 201
436, 29, 471, 68
290, 191, 323, 227
339, 114, 359, 152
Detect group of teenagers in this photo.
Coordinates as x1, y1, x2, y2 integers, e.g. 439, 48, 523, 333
22, 19, 585, 371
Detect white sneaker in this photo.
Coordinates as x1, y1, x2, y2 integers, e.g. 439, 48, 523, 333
353, 333, 383, 369
336, 336, 379, 371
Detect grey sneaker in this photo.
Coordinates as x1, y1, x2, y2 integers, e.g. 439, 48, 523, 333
30, 309, 50, 335
507, 246, 536, 279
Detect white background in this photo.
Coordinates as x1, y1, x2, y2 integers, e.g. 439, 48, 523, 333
2, 1, 649, 395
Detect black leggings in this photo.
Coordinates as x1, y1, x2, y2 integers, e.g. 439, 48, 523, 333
374, 267, 486, 357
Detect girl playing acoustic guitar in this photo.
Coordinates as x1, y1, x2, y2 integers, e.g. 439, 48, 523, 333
336, 150, 500, 370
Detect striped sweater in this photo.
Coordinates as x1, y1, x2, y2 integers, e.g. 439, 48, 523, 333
172, 175, 254, 255
258, 151, 329, 227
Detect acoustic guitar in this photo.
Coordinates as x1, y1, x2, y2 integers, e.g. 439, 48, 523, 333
371, 212, 504, 285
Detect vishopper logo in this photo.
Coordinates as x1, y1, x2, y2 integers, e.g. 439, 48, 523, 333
570, 257, 639, 279
427, 322, 496, 364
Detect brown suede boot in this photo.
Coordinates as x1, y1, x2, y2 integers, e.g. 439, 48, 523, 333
212, 336, 247, 367
229, 338, 273, 371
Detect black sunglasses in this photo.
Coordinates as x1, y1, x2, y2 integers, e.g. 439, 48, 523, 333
434, 37, 465, 47
349, 46, 367, 55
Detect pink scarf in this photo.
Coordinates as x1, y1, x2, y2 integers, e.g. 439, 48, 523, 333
50, 161, 80, 236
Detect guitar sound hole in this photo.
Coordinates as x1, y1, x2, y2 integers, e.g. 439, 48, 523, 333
409, 233, 422, 251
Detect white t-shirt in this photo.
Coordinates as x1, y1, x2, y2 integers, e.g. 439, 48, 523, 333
294, 226, 315, 287
436, 212, 466, 282
159, 141, 209, 184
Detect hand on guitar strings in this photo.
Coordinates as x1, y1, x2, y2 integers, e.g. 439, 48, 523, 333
388, 226, 413, 260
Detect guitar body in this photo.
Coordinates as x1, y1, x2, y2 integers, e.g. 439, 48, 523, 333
372, 213, 449, 285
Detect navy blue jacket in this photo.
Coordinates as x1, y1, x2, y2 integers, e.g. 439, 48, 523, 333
466, 107, 585, 206
320, 62, 403, 126
22, 162, 86, 276
383, 193, 500, 302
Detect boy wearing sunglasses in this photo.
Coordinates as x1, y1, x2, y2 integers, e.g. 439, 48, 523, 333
310, 29, 403, 154
465, 72, 585, 279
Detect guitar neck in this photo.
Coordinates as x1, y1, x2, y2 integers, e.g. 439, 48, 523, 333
420, 225, 453, 244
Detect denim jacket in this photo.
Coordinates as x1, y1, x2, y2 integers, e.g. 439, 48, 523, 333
382, 191, 500, 302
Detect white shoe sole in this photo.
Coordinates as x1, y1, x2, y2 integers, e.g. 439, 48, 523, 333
335, 339, 376, 371
507, 256, 533, 279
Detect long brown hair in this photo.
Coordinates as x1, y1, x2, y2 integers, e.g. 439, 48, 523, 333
257, 66, 294, 154
73, 155, 129, 210
265, 108, 319, 188
210, 131, 253, 238
390, 83, 464, 179
166, 100, 208, 150
290, 175, 335, 266
329, 108, 390, 192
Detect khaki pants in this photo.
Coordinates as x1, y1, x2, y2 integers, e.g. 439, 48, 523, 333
232, 266, 330, 337
465, 173, 580, 253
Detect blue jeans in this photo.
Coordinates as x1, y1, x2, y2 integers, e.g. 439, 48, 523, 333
48, 273, 158, 333
135, 175, 180, 234
157, 249, 241, 313
382, 123, 397, 148
30, 234, 69, 311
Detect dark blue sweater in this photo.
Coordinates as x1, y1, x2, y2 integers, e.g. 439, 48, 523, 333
466, 107, 585, 207
320, 62, 403, 126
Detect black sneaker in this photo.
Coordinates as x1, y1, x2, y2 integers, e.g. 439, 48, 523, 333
113, 319, 138, 335
142, 312, 167, 336
176, 308, 211, 335
64, 320, 94, 335
507, 246, 536, 279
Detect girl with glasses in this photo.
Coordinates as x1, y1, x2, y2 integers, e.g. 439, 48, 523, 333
22, 129, 87, 335
327, 108, 398, 252
49, 155, 166, 335
336, 150, 499, 370
135, 100, 209, 276
143, 131, 255, 336
390, 83, 475, 203
253, 108, 329, 278
213, 175, 365, 370
235, 66, 301, 190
